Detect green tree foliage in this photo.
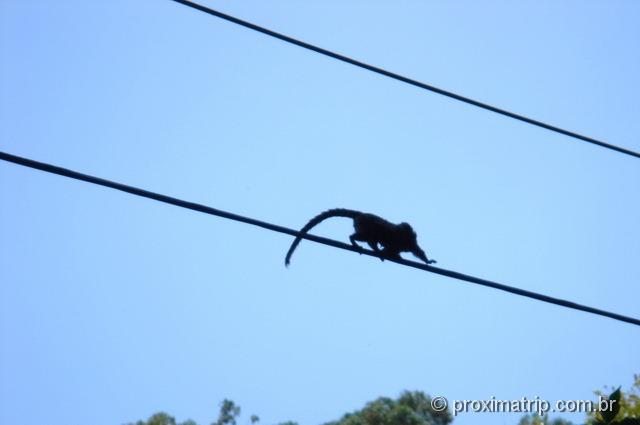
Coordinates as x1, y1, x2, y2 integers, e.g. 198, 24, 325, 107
127, 379, 640, 425
323, 390, 452, 425
587, 375, 640, 424
126, 412, 197, 425
517, 413, 574, 425
213, 399, 241, 425
125, 399, 263, 425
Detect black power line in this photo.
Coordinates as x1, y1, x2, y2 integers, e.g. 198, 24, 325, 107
2, 150, 639, 327
169, 0, 640, 160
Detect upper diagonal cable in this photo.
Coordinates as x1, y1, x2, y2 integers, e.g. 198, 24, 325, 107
170, 0, 639, 159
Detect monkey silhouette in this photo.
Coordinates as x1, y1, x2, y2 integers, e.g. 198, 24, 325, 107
284, 208, 436, 267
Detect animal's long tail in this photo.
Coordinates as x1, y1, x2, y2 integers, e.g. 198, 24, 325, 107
285, 208, 361, 267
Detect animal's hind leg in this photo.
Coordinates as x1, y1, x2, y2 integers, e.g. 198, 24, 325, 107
349, 233, 364, 251
366, 241, 385, 261
351, 232, 384, 260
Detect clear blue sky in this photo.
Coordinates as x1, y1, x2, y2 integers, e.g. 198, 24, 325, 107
1, 1, 639, 425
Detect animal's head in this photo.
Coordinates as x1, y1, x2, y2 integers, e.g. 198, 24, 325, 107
398, 222, 417, 240
398, 222, 420, 252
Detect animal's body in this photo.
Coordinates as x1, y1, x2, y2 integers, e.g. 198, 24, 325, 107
284, 208, 436, 266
